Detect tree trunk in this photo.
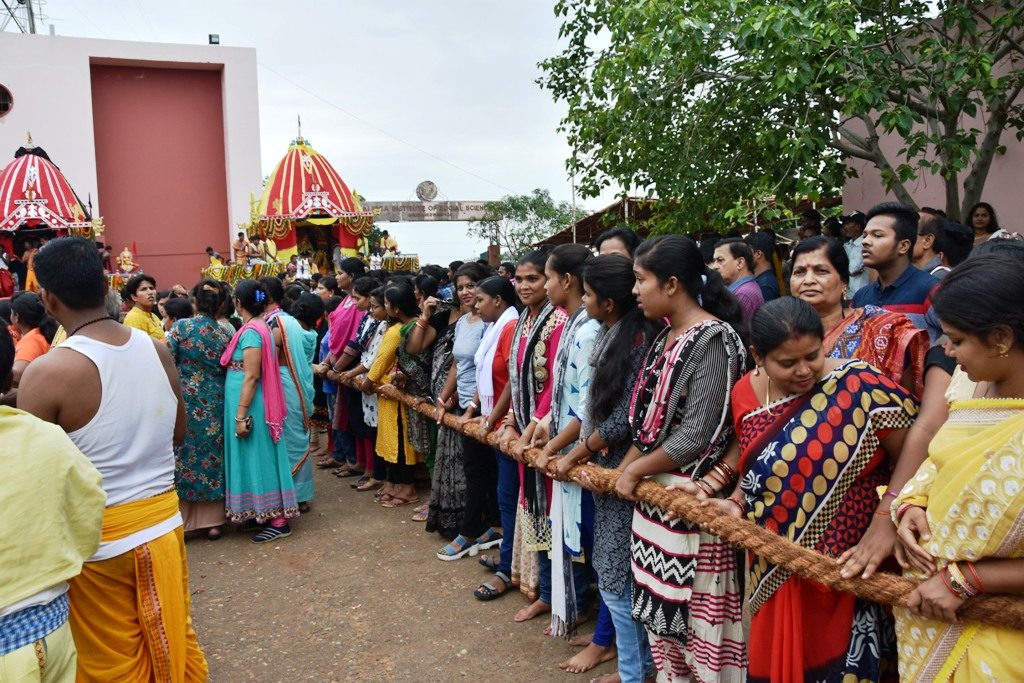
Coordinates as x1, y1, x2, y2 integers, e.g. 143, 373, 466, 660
960, 84, 1024, 221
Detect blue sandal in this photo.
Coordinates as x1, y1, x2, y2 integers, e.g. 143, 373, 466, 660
436, 535, 479, 561
474, 527, 503, 551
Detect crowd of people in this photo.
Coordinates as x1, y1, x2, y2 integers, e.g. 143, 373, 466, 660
1, 198, 1023, 683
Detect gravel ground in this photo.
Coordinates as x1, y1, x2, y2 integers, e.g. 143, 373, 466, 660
186, 466, 617, 682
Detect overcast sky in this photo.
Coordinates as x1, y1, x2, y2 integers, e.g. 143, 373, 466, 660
28, 0, 608, 263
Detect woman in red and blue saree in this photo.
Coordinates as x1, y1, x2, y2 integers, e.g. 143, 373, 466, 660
497, 249, 566, 620
614, 236, 747, 683
718, 296, 918, 683
791, 236, 928, 395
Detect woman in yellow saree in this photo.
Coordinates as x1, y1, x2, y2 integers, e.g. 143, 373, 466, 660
893, 254, 1024, 682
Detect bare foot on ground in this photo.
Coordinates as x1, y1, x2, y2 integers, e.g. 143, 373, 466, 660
559, 643, 616, 674
514, 599, 551, 623
545, 613, 591, 637
568, 632, 594, 647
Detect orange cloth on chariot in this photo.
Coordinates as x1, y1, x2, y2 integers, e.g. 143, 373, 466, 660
69, 491, 208, 683
23, 252, 39, 292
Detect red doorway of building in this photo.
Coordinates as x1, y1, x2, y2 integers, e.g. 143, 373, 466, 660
91, 63, 230, 288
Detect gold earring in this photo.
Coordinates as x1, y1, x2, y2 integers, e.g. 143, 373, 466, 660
754, 366, 761, 376
997, 343, 1010, 357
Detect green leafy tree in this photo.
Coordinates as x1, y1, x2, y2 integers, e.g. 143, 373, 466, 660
367, 224, 383, 256
469, 189, 580, 259
539, 1, 1024, 226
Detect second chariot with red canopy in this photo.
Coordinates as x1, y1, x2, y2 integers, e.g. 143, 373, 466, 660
254, 133, 373, 264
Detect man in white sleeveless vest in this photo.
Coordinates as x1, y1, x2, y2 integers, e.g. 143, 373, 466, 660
18, 237, 208, 682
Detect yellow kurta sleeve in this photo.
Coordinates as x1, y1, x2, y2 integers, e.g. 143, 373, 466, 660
367, 324, 399, 384
123, 307, 166, 341
0, 407, 105, 609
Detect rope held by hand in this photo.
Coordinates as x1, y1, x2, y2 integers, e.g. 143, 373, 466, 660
345, 378, 1024, 630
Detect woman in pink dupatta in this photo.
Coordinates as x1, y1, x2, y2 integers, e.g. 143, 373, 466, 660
221, 279, 296, 544
321, 258, 367, 474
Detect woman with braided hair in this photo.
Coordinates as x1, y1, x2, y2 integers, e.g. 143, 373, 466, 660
167, 279, 232, 539
222, 279, 298, 543
499, 248, 567, 617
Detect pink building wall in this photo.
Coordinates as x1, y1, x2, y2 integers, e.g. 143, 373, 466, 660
0, 33, 262, 287
843, 90, 1024, 231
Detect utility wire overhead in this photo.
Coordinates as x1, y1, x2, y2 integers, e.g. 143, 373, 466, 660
258, 61, 517, 195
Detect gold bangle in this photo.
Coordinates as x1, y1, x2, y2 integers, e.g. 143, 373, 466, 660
947, 562, 978, 599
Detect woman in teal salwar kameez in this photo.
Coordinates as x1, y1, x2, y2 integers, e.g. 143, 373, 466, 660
275, 295, 323, 506
222, 279, 298, 543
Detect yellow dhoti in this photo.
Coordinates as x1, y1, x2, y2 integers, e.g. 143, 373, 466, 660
68, 491, 208, 683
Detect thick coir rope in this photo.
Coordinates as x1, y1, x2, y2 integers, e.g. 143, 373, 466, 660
345, 379, 1024, 630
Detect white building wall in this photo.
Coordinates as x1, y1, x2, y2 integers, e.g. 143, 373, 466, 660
0, 32, 261, 245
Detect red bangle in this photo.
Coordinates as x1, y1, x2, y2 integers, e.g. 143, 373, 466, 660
964, 562, 985, 593
896, 503, 915, 522
940, 568, 962, 599
874, 508, 892, 517
726, 497, 745, 514
693, 479, 716, 497
704, 470, 726, 488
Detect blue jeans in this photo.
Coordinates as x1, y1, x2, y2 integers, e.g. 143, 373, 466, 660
326, 393, 336, 423
495, 451, 518, 580
592, 597, 615, 648
333, 428, 355, 465
600, 584, 654, 683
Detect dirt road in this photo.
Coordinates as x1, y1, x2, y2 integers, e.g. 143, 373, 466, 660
186, 466, 617, 682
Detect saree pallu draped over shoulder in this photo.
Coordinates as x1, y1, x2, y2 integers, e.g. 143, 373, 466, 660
736, 360, 918, 683
397, 319, 435, 455
894, 399, 1024, 683
824, 305, 928, 396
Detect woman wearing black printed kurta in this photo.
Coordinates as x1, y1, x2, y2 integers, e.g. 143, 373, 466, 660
560, 255, 662, 683
614, 236, 747, 683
